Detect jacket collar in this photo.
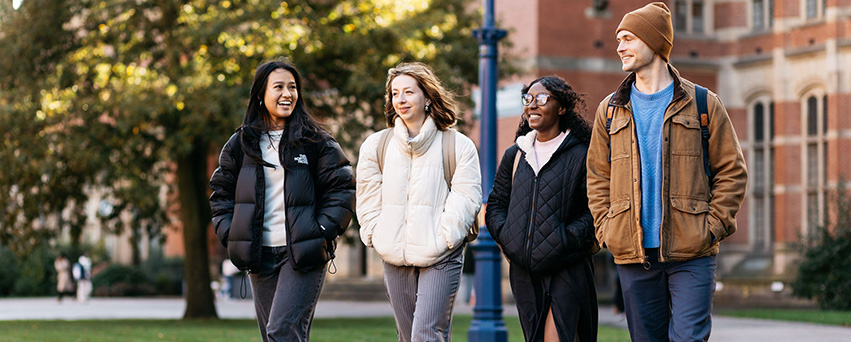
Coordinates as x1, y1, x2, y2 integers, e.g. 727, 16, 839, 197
515, 129, 578, 174
610, 64, 689, 107
392, 116, 438, 155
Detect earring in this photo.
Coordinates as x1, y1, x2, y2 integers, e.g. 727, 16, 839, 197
425, 103, 430, 112
259, 100, 263, 106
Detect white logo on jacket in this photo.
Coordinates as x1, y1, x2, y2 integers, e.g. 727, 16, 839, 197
294, 154, 308, 165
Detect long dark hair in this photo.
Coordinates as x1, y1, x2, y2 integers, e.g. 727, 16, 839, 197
515, 75, 591, 143
238, 60, 324, 168
384, 62, 457, 131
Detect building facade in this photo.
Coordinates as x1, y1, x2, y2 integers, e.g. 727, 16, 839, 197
477, 0, 851, 283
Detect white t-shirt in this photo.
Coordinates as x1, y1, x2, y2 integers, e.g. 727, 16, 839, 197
533, 130, 569, 173
259, 130, 287, 247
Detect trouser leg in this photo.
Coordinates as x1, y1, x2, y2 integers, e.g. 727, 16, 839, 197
617, 249, 670, 342
411, 247, 463, 342
667, 256, 716, 342
250, 247, 327, 342
383, 261, 418, 342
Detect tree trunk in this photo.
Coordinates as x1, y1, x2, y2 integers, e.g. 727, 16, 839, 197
176, 141, 217, 319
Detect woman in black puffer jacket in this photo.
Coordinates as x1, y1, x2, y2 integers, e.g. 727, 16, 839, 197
485, 76, 598, 342
209, 60, 354, 342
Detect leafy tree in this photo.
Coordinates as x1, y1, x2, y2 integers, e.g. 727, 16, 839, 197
792, 182, 851, 310
1, 0, 501, 318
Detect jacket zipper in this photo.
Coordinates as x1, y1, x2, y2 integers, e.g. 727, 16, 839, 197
525, 176, 538, 268
401, 140, 413, 265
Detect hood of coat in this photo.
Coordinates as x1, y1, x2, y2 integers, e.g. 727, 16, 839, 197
515, 129, 578, 174
392, 116, 439, 156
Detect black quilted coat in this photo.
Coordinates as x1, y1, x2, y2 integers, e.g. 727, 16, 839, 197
485, 133, 597, 274
209, 130, 355, 273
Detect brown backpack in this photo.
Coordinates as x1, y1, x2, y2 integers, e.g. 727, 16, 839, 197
376, 128, 480, 242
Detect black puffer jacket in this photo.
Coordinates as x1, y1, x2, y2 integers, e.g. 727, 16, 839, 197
485, 132, 597, 274
209, 129, 355, 273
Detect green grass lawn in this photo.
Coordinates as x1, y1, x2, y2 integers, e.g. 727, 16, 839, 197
717, 308, 851, 327
0, 315, 630, 342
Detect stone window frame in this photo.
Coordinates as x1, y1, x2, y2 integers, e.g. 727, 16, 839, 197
800, 88, 828, 237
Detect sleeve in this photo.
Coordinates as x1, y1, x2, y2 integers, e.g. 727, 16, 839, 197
561, 153, 597, 254
355, 133, 383, 248
705, 92, 748, 241
586, 97, 614, 248
438, 133, 483, 250
314, 135, 356, 241
485, 145, 519, 247
209, 133, 241, 247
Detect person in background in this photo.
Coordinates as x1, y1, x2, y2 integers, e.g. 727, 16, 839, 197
356, 62, 482, 342
54, 254, 74, 302
485, 75, 598, 341
73, 252, 92, 303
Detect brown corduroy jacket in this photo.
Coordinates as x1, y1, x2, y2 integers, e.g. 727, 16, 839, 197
586, 65, 748, 265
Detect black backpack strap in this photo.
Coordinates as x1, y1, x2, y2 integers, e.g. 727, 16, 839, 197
605, 94, 616, 163
695, 85, 711, 179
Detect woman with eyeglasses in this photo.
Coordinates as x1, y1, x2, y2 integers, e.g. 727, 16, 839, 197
485, 76, 598, 341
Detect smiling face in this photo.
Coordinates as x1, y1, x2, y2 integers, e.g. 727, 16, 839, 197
617, 30, 657, 73
391, 75, 430, 130
263, 68, 298, 128
524, 82, 563, 140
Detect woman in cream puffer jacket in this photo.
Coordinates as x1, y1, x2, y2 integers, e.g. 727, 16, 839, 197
356, 62, 481, 342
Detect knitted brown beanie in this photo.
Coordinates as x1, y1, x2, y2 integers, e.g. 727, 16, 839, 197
616, 2, 673, 62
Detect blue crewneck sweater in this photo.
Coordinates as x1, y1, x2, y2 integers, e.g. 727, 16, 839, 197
630, 81, 673, 248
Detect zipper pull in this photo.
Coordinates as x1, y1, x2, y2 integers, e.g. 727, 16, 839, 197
642, 256, 651, 270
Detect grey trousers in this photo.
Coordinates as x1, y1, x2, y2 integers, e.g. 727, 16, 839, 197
249, 246, 326, 342
383, 246, 464, 342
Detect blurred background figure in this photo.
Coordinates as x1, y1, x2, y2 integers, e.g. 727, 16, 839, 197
459, 246, 476, 306
53, 254, 74, 303
73, 252, 92, 303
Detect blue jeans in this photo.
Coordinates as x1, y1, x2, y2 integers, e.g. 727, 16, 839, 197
617, 249, 716, 342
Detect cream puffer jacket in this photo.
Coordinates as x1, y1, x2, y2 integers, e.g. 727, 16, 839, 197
356, 117, 482, 267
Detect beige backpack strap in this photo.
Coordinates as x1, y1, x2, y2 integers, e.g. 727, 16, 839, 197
442, 129, 456, 188
376, 129, 393, 173
511, 147, 521, 185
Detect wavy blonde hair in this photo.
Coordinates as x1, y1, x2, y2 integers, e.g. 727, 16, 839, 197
384, 62, 457, 131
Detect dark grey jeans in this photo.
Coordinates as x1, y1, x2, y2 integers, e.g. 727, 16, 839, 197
249, 246, 326, 342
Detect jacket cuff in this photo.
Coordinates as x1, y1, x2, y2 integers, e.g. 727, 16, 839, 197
707, 214, 725, 242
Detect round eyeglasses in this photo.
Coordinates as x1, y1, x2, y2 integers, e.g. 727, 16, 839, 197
522, 93, 553, 106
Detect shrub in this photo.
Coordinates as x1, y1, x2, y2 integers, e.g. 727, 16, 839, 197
792, 184, 851, 310
0, 246, 20, 296
11, 243, 55, 296
92, 264, 156, 297
141, 254, 184, 296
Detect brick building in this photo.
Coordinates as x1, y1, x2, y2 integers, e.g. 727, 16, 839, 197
469, 0, 851, 284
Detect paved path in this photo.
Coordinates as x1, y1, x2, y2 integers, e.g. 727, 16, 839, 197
1, 298, 850, 341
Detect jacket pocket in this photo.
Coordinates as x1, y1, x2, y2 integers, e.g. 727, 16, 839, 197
609, 117, 631, 160
669, 197, 712, 255
604, 199, 634, 258
670, 115, 701, 156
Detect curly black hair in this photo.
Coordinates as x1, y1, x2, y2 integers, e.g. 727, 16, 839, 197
515, 75, 591, 143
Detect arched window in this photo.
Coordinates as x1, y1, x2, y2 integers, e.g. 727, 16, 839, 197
802, 92, 828, 235
750, 98, 774, 250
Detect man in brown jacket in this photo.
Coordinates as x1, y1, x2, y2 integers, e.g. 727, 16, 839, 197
586, 2, 747, 341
